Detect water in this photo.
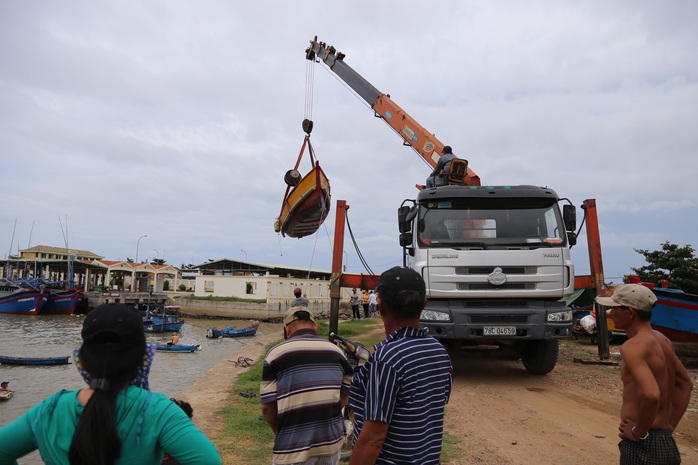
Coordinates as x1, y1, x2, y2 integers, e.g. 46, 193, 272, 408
0, 314, 269, 464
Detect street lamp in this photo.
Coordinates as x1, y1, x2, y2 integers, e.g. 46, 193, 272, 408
241, 249, 247, 260
131, 235, 147, 292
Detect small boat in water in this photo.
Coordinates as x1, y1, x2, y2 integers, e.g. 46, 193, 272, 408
274, 129, 331, 238
206, 322, 260, 339
0, 283, 49, 315
0, 355, 71, 366
144, 319, 185, 333
155, 344, 201, 352
0, 390, 14, 401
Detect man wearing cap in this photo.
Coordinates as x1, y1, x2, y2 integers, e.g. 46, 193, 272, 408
596, 284, 693, 464
260, 307, 353, 465
290, 287, 309, 307
426, 145, 456, 188
349, 266, 453, 465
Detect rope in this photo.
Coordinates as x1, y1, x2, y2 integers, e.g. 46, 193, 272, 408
305, 58, 315, 120
345, 210, 375, 276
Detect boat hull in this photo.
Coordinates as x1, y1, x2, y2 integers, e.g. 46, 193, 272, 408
155, 344, 201, 352
277, 165, 331, 238
0, 288, 49, 315
651, 289, 698, 343
144, 321, 185, 333
0, 355, 70, 366
42, 289, 85, 315
206, 323, 259, 338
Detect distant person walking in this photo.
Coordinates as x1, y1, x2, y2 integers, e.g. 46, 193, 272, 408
350, 288, 361, 319
368, 290, 377, 317
349, 267, 453, 465
596, 284, 693, 465
290, 287, 309, 307
362, 290, 370, 319
261, 307, 353, 465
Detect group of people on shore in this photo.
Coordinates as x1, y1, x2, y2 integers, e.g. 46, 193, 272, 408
350, 288, 378, 319
0, 273, 693, 464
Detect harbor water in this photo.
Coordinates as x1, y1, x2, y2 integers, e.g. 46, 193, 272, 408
0, 313, 270, 464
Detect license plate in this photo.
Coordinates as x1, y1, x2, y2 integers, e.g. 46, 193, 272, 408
483, 326, 516, 336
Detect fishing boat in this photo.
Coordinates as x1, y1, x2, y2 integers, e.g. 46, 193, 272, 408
0, 390, 14, 401
144, 319, 185, 333
274, 130, 331, 238
155, 343, 201, 352
206, 322, 260, 339
42, 288, 85, 315
0, 284, 49, 315
651, 288, 698, 343
0, 355, 70, 366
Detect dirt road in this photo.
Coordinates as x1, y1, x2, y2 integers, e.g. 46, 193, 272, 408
183, 324, 698, 464
444, 341, 698, 464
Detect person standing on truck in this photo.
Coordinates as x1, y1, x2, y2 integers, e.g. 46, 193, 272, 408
348, 267, 453, 465
596, 284, 693, 465
426, 145, 456, 188
260, 307, 353, 465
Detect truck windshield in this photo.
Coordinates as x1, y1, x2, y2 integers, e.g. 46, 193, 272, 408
417, 198, 566, 248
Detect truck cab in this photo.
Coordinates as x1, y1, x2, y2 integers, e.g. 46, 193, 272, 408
399, 185, 577, 374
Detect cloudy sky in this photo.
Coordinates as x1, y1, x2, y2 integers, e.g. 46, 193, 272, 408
2, 0, 696, 283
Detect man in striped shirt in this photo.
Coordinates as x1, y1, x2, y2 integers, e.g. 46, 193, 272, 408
349, 267, 453, 465
261, 307, 354, 465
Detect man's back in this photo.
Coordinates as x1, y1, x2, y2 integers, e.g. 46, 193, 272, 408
619, 328, 670, 427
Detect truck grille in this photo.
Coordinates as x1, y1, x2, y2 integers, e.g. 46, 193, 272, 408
459, 283, 536, 291
470, 315, 529, 324
457, 266, 536, 275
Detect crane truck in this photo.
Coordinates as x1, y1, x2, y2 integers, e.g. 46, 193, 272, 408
307, 37, 577, 374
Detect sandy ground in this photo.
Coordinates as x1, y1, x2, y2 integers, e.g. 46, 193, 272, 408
181, 323, 698, 464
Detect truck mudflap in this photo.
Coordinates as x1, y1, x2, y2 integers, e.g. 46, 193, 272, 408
419, 298, 573, 341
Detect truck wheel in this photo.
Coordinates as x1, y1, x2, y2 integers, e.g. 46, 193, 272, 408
521, 340, 559, 375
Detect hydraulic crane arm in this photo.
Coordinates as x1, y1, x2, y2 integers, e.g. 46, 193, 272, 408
306, 36, 480, 186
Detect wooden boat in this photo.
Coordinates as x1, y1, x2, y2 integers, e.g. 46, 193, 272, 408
42, 288, 85, 315
0, 390, 14, 401
0, 355, 70, 366
0, 284, 49, 315
155, 343, 201, 352
275, 163, 331, 238
206, 322, 260, 339
275, 132, 331, 238
144, 320, 185, 333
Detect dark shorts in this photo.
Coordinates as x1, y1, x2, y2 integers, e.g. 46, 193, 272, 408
619, 429, 681, 465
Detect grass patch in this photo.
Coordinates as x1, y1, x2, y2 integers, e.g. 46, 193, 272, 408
216, 321, 464, 463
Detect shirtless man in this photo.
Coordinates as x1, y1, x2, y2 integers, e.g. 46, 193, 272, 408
596, 284, 693, 464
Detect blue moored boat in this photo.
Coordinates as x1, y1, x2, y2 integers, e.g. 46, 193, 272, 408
0, 355, 70, 366
206, 322, 259, 339
0, 284, 49, 315
651, 288, 698, 344
144, 319, 185, 333
155, 344, 201, 352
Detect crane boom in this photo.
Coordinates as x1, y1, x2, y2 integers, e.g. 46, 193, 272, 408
306, 36, 480, 186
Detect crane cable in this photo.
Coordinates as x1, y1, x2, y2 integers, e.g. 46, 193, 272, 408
345, 210, 375, 276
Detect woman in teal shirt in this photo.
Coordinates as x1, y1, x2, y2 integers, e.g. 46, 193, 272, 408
0, 304, 221, 465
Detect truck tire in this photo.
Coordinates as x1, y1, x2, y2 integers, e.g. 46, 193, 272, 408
521, 340, 559, 375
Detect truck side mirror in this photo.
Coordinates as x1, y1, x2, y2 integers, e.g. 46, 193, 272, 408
563, 205, 576, 232
398, 205, 415, 234
567, 231, 577, 247
399, 232, 413, 247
